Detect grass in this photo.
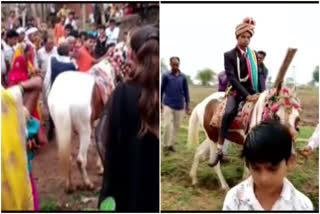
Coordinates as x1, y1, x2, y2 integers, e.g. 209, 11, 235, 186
40, 197, 60, 211
161, 86, 319, 211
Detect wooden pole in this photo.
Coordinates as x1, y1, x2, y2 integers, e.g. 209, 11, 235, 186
101, 3, 106, 25
273, 48, 297, 89
82, 4, 86, 31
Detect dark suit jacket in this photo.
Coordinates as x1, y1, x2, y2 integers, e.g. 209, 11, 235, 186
224, 46, 262, 100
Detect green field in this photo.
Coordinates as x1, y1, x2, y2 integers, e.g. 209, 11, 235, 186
161, 86, 319, 211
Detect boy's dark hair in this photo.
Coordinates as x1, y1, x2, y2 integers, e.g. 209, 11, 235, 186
6, 29, 19, 39
241, 120, 293, 166
69, 30, 79, 38
65, 24, 73, 31
258, 50, 266, 57
86, 34, 96, 41
98, 25, 105, 30
80, 31, 88, 39
170, 56, 180, 62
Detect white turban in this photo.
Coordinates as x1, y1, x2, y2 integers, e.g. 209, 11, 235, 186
25, 27, 38, 37
16, 27, 25, 34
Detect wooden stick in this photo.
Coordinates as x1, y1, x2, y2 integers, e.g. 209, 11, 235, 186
273, 48, 297, 88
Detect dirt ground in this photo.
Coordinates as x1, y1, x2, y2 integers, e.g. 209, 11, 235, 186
32, 135, 102, 211
297, 87, 319, 126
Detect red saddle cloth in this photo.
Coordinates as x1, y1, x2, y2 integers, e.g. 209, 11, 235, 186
210, 97, 257, 134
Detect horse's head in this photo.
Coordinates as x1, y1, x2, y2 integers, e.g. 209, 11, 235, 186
265, 86, 301, 136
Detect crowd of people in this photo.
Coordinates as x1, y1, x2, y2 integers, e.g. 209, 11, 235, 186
2, 4, 159, 212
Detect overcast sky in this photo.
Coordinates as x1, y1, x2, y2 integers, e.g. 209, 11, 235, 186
160, 3, 320, 84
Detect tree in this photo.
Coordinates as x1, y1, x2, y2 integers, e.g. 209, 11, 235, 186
312, 65, 319, 84
196, 68, 216, 86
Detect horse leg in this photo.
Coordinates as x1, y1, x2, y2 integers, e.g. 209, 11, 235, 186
208, 138, 220, 165
91, 125, 104, 175
77, 123, 94, 190
50, 106, 73, 193
214, 162, 229, 191
190, 139, 210, 185
207, 139, 229, 190
96, 156, 104, 175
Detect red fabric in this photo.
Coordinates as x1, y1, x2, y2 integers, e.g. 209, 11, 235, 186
7, 56, 28, 87
54, 23, 65, 44
77, 46, 95, 72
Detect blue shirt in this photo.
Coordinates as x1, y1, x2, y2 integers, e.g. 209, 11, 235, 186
161, 70, 190, 110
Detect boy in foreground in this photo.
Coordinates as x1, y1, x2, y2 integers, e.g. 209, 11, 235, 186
223, 120, 313, 210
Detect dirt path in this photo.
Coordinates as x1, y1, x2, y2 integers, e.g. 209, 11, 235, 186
32, 136, 102, 211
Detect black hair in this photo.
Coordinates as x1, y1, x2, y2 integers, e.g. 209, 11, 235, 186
6, 29, 19, 39
241, 120, 293, 166
109, 19, 116, 24
65, 24, 73, 31
170, 56, 180, 63
80, 31, 88, 39
98, 25, 105, 30
258, 50, 266, 57
57, 44, 69, 56
86, 34, 96, 41
69, 11, 75, 16
43, 36, 48, 45
69, 30, 79, 38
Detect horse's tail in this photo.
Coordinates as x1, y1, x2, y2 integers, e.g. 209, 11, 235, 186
187, 106, 200, 149
48, 98, 72, 172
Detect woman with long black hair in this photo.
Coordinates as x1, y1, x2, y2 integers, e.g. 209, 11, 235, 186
98, 25, 159, 212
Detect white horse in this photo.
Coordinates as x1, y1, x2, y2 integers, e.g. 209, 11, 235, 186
47, 45, 129, 193
187, 87, 301, 190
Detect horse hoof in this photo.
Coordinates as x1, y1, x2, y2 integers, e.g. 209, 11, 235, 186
86, 182, 94, 191
76, 184, 85, 191
222, 187, 230, 193
65, 186, 74, 194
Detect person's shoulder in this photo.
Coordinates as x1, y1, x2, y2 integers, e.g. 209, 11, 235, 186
38, 46, 45, 54
223, 179, 248, 210
224, 47, 236, 57
180, 72, 188, 80
224, 177, 251, 207
285, 178, 313, 210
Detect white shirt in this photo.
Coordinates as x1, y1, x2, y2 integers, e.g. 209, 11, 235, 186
308, 124, 319, 150
2, 49, 6, 75
65, 18, 78, 31
38, 46, 58, 75
223, 176, 313, 211
2, 40, 15, 67
105, 27, 120, 45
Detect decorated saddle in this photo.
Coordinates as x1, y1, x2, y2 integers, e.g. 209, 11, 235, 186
210, 94, 258, 134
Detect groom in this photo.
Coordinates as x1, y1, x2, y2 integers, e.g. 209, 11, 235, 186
209, 17, 263, 167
